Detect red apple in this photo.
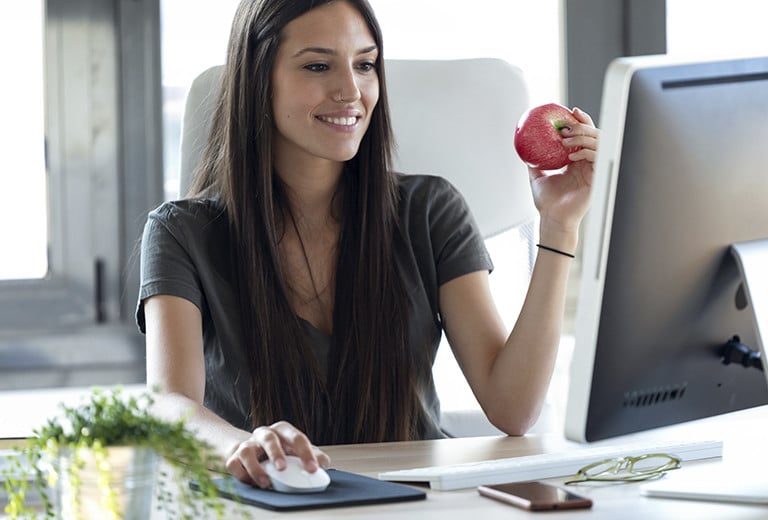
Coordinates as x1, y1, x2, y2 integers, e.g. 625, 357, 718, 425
514, 103, 581, 171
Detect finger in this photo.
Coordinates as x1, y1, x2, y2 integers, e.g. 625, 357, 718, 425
562, 134, 597, 151
268, 423, 331, 472
225, 455, 254, 485
561, 124, 599, 141
226, 439, 271, 488
313, 446, 332, 470
269, 421, 320, 472
571, 106, 595, 127
253, 425, 289, 469
568, 147, 597, 163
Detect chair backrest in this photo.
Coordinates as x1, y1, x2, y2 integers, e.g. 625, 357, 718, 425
179, 58, 535, 239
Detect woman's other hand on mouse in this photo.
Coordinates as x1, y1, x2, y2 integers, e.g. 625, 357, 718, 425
225, 420, 331, 488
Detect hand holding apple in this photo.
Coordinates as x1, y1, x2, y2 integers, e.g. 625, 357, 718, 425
522, 105, 598, 244
514, 103, 581, 171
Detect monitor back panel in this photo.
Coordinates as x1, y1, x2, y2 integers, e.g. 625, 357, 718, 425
571, 56, 768, 442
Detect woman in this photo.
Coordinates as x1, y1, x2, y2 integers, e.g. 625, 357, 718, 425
137, 0, 598, 489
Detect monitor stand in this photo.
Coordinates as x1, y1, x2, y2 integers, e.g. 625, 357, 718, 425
731, 240, 768, 387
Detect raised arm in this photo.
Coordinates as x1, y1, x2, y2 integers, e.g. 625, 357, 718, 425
440, 108, 598, 435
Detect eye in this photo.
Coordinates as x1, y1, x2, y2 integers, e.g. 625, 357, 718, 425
357, 61, 377, 72
304, 63, 329, 73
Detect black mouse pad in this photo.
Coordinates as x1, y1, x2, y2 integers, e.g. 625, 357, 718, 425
192, 469, 426, 511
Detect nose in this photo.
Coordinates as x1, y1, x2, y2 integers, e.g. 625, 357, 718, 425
334, 65, 361, 103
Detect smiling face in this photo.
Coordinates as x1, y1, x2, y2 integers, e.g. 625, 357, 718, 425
271, 1, 379, 175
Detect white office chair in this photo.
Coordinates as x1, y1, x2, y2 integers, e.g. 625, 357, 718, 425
179, 59, 542, 436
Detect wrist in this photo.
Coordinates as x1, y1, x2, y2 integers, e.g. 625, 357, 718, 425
538, 221, 579, 255
536, 243, 575, 258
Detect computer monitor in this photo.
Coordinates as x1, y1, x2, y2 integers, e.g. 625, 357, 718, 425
565, 54, 768, 443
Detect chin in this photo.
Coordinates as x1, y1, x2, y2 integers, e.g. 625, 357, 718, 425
325, 145, 363, 163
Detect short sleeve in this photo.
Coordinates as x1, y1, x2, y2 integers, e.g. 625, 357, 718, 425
135, 206, 205, 333
427, 178, 494, 285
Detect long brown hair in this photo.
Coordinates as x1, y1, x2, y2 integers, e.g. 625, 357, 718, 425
188, 0, 427, 444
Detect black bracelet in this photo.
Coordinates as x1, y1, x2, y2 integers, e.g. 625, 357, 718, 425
536, 243, 575, 258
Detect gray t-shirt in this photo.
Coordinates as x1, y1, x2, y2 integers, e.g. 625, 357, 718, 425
137, 174, 493, 439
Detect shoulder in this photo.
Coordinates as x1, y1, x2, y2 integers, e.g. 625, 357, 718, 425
148, 197, 225, 223
146, 197, 227, 234
394, 174, 491, 285
397, 173, 472, 223
142, 197, 229, 255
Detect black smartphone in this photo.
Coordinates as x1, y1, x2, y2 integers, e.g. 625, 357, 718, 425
477, 481, 592, 511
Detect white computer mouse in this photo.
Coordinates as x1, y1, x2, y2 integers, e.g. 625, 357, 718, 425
261, 455, 331, 493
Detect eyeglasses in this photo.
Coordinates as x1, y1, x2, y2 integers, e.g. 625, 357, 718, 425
564, 453, 681, 485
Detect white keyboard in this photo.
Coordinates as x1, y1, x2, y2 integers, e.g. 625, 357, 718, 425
378, 439, 723, 491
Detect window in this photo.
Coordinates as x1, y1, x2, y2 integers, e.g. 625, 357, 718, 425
667, 0, 768, 58
372, 0, 562, 106
0, 0, 114, 333
0, 0, 163, 391
0, 2, 47, 281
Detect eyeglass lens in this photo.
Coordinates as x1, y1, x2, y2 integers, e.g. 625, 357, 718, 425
581, 454, 679, 478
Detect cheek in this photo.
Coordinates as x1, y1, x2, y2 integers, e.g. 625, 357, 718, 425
367, 81, 380, 106
363, 81, 380, 118
271, 78, 305, 122
272, 94, 305, 135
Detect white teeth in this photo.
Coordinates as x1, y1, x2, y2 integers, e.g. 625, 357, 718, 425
319, 116, 356, 126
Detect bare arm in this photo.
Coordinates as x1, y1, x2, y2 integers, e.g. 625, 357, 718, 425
143, 294, 329, 488
440, 108, 598, 435
439, 247, 573, 435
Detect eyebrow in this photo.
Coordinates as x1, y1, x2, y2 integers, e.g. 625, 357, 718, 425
291, 45, 378, 58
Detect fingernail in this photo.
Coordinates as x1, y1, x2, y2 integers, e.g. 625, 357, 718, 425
560, 126, 572, 135
258, 476, 271, 488
306, 460, 318, 472
274, 458, 286, 470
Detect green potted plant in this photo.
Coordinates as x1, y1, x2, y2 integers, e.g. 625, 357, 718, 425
2, 387, 234, 519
